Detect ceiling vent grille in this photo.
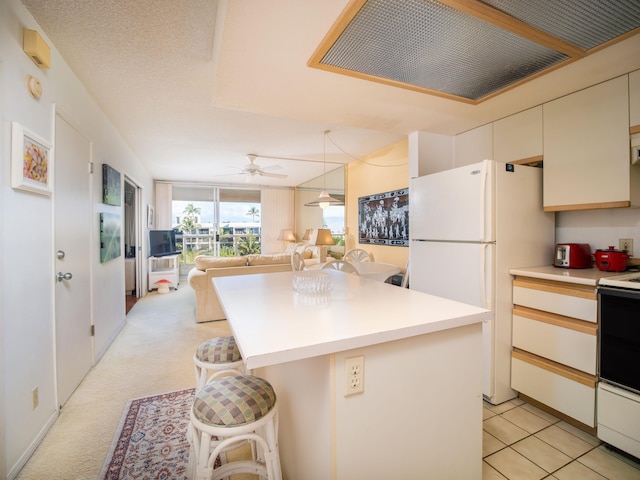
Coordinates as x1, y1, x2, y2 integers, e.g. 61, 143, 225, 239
482, 0, 640, 51
309, 0, 640, 103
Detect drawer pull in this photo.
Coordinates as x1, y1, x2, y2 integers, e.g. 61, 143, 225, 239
513, 306, 597, 335
512, 349, 597, 388
513, 277, 596, 300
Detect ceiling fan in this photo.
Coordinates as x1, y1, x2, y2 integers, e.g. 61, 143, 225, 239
232, 154, 288, 179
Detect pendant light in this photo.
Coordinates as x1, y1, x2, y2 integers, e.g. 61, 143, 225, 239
305, 130, 344, 209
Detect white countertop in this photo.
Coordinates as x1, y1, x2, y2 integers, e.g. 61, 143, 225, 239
509, 265, 624, 286
213, 270, 491, 369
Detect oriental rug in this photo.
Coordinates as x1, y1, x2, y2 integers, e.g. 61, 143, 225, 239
100, 388, 195, 480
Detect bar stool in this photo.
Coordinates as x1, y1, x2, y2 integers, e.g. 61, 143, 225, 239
194, 336, 246, 391
188, 374, 282, 480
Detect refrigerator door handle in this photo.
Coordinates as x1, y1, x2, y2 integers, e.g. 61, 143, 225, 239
481, 243, 492, 316
480, 159, 491, 243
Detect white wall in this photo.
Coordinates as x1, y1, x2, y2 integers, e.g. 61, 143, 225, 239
1, 1, 154, 477
0, 54, 7, 480
556, 208, 640, 256
261, 188, 295, 254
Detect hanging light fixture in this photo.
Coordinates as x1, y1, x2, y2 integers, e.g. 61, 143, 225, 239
305, 130, 344, 209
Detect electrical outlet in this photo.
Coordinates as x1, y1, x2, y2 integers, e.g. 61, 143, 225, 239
344, 355, 364, 396
619, 238, 634, 257
32, 387, 39, 410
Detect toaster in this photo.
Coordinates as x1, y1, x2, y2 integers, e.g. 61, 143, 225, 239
554, 243, 592, 269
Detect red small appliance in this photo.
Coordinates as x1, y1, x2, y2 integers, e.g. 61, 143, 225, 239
594, 246, 629, 272
554, 243, 592, 269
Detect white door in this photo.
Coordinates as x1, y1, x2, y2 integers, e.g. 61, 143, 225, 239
54, 114, 93, 407
409, 240, 495, 399
409, 241, 493, 307
409, 160, 492, 242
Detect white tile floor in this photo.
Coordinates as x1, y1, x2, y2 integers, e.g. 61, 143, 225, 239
483, 398, 640, 479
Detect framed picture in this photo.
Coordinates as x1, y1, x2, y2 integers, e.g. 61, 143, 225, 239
147, 205, 155, 229
102, 163, 121, 206
358, 187, 409, 247
100, 212, 121, 263
11, 122, 53, 196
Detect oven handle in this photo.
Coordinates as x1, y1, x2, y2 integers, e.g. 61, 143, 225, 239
597, 286, 640, 300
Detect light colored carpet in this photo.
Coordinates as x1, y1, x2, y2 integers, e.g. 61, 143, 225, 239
15, 286, 231, 480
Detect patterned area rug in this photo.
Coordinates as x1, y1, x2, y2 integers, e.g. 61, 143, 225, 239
100, 388, 195, 480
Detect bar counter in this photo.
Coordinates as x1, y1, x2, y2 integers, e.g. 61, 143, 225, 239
213, 269, 491, 479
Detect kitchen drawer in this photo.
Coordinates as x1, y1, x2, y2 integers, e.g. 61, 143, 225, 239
511, 349, 596, 427
513, 277, 597, 323
512, 306, 597, 374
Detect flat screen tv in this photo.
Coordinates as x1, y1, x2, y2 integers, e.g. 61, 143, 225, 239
149, 230, 180, 257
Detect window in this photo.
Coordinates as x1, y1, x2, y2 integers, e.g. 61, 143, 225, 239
171, 186, 261, 262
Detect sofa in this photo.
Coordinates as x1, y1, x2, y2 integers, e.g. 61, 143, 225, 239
187, 246, 324, 323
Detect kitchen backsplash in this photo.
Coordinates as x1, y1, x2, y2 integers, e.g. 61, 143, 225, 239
556, 208, 640, 258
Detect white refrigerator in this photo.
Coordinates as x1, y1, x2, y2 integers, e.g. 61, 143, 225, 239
409, 160, 555, 405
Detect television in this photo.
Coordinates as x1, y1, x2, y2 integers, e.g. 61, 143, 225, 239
149, 230, 180, 257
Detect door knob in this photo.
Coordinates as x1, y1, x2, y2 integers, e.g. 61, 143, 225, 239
56, 272, 73, 282
57, 250, 65, 260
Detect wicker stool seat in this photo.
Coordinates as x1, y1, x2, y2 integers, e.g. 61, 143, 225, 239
188, 375, 282, 480
194, 336, 246, 390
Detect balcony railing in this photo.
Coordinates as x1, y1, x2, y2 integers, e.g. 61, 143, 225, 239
175, 231, 261, 266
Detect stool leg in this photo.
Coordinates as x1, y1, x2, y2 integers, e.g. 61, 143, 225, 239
195, 363, 207, 391
265, 410, 282, 480
187, 424, 198, 479
194, 358, 248, 391
195, 431, 214, 480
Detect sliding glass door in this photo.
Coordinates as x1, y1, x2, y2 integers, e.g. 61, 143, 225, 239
171, 186, 261, 269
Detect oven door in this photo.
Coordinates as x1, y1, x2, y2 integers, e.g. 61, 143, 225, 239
598, 286, 640, 393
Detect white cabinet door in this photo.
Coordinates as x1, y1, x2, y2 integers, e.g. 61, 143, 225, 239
543, 75, 630, 211
493, 106, 543, 163
454, 124, 492, 167
630, 69, 640, 131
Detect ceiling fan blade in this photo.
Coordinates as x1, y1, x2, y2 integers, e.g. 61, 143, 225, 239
261, 164, 282, 172
258, 171, 288, 179
235, 154, 288, 179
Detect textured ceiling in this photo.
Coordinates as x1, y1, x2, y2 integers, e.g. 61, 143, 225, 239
19, 0, 640, 187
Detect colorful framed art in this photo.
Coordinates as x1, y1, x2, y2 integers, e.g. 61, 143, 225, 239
11, 122, 53, 196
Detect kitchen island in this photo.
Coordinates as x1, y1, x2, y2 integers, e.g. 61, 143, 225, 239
213, 269, 491, 479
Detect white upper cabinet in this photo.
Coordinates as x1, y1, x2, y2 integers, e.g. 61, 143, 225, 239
454, 123, 492, 167
630, 69, 640, 132
543, 76, 630, 211
493, 106, 543, 164
408, 131, 454, 177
